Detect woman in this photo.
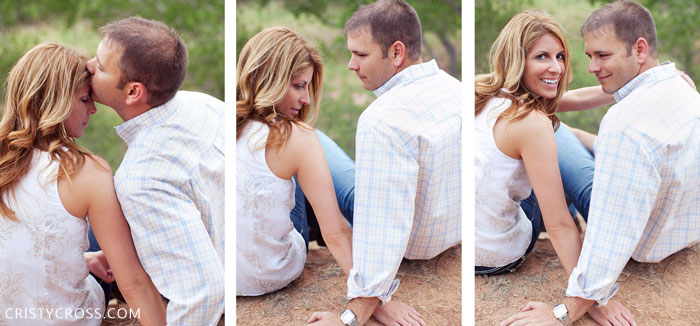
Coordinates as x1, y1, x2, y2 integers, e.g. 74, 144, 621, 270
236, 27, 423, 326
236, 26, 354, 296
475, 10, 581, 275
474, 11, 633, 325
0, 43, 165, 325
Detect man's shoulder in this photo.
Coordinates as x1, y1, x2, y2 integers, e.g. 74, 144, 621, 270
609, 76, 699, 126
364, 71, 460, 120
175, 90, 224, 105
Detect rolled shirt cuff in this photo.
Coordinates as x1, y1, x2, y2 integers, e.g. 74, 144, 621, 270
347, 275, 400, 305
565, 267, 619, 306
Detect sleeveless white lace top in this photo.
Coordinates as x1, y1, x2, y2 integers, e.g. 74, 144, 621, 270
236, 121, 305, 295
0, 150, 103, 325
475, 97, 534, 267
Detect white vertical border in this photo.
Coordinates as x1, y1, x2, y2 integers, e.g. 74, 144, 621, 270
463, 0, 475, 325
224, 0, 236, 324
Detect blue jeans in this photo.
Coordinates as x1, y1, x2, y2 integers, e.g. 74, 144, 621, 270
290, 130, 355, 247
475, 125, 595, 275
555, 124, 595, 221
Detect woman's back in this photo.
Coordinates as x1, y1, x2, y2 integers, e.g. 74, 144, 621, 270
236, 120, 305, 296
0, 150, 103, 325
475, 97, 533, 267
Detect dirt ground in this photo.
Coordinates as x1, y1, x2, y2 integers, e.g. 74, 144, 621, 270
476, 227, 700, 326
100, 302, 225, 326
236, 243, 462, 325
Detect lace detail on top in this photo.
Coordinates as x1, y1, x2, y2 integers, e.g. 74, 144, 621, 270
236, 121, 305, 295
0, 150, 103, 325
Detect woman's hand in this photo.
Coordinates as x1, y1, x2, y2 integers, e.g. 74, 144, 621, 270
373, 301, 425, 326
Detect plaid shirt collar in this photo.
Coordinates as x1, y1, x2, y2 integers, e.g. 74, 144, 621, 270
373, 59, 440, 98
613, 61, 676, 102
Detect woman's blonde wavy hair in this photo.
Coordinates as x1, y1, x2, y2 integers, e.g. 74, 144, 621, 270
0, 42, 92, 221
236, 27, 323, 147
475, 11, 572, 129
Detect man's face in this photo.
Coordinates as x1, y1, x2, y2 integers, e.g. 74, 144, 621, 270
86, 39, 125, 110
584, 27, 640, 94
346, 29, 396, 91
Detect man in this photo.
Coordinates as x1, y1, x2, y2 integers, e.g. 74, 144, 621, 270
308, 1, 461, 325
503, 1, 700, 325
86, 17, 224, 325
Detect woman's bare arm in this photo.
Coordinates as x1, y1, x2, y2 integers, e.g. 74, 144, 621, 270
559, 70, 695, 113
494, 111, 581, 275
271, 124, 354, 276
68, 156, 166, 325
558, 86, 614, 112
292, 128, 353, 275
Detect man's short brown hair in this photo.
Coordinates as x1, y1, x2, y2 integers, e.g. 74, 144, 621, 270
581, 0, 658, 57
343, 0, 422, 61
100, 17, 188, 107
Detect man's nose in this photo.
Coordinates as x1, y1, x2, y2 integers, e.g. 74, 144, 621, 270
588, 58, 601, 74
86, 58, 96, 74
348, 57, 358, 71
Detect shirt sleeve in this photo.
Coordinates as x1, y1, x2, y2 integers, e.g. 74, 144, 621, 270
566, 127, 660, 305
116, 157, 224, 325
347, 115, 418, 303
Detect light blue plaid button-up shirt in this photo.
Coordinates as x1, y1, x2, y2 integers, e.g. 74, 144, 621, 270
114, 91, 225, 325
347, 60, 462, 303
566, 63, 700, 305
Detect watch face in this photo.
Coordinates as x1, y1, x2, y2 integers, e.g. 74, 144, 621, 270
553, 304, 569, 321
340, 310, 355, 324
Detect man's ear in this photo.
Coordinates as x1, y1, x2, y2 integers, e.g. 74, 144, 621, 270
388, 41, 407, 68
632, 37, 649, 65
124, 82, 148, 106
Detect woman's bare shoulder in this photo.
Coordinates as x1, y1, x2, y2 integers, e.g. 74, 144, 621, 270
285, 121, 319, 149
70, 154, 114, 190
503, 107, 553, 134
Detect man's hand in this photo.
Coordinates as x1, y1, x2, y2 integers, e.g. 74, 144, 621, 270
500, 302, 561, 326
373, 301, 425, 326
587, 300, 637, 326
307, 312, 343, 326
84, 251, 114, 283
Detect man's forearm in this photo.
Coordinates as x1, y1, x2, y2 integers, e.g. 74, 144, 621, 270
348, 297, 380, 325
562, 296, 595, 322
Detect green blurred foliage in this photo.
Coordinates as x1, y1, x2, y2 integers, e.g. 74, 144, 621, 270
0, 0, 223, 168
238, 0, 461, 78
475, 0, 699, 133
237, 0, 461, 157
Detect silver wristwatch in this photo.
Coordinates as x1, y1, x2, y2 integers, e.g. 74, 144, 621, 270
553, 303, 570, 325
340, 309, 359, 326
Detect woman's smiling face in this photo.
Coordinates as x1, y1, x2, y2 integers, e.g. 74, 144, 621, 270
523, 33, 566, 99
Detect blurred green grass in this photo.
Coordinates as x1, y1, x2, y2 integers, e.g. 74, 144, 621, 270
0, 1, 223, 169
0, 21, 127, 168
476, 0, 699, 133
237, 1, 461, 158
475, 0, 608, 133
